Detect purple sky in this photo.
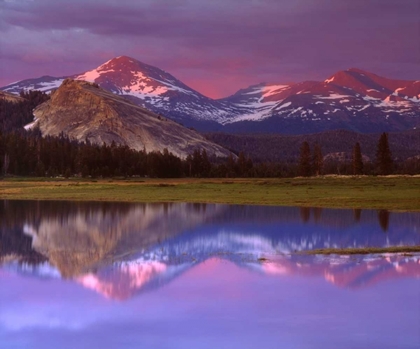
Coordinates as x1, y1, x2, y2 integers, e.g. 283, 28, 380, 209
0, 0, 419, 98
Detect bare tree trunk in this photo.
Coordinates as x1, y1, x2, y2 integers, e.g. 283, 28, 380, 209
3, 153, 9, 175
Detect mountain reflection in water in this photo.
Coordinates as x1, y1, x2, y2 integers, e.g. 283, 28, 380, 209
1, 201, 420, 349
1, 200, 419, 301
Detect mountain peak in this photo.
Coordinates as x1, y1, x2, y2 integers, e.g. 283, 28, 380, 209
115, 55, 137, 61
99, 55, 152, 70
346, 67, 371, 74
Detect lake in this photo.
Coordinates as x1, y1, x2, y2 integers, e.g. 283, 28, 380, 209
0, 201, 419, 348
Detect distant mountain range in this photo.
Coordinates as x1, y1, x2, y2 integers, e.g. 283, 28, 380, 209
2, 56, 419, 134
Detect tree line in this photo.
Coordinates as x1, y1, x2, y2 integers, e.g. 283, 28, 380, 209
297, 132, 407, 176
0, 130, 300, 178
0, 93, 419, 178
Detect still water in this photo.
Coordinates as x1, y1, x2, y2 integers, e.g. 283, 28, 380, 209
0, 201, 419, 348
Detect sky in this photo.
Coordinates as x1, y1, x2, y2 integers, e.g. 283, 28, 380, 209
0, 0, 419, 98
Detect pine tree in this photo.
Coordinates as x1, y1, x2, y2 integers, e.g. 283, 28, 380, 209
352, 142, 363, 175
299, 141, 311, 177
226, 154, 236, 178
237, 152, 247, 177
376, 133, 393, 175
312, 143, 323, 176
185, 154, 193, 177
201, 149, 211, 177
191, 149, 203, 177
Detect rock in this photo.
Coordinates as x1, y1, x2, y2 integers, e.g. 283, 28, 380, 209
31, 79, 231, 158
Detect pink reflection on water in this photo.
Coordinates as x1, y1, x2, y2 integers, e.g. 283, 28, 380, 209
71, 254, 420, 301
76, 260, 167, 300
260, 254, 420, 289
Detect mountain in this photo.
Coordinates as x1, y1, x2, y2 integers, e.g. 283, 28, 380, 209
0, 90, 25, 103
28, 78, 231, 158
2, 56, 236, 129
1, 57, 419, 134
221, 69, 420, 134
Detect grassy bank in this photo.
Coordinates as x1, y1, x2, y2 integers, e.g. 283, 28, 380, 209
302, 246, 420, 255
0, 176, 419, 211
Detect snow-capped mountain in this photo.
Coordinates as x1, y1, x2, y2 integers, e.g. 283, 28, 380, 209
2, 56, 237, 127
1, 57, 419, 134
221, 69, 420, 134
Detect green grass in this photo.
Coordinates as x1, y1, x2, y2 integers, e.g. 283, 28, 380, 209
0, 176, 419, 211
302, 245, 420, 255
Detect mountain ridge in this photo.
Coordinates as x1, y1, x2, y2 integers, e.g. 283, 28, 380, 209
1, 56, 419, 134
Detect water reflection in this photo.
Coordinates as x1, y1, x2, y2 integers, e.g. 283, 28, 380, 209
1, 200, 419, 298
313, 207, 323, 222
353, 208, 362, 222
300, 207, 311, 223
1, 201, 419, 349
378, 209, 390, 232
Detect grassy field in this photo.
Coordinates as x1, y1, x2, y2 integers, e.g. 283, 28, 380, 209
302, 246, 420, 255
1, 175, 419, 210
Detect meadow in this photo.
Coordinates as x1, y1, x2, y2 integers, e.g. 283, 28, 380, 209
1, 175, 419, 211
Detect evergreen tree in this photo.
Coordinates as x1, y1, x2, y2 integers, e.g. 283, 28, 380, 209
352, 142, 363, 175
376, 133, 393, 175
226, 154, 236, 178
191, 149, 203, 177
237, 152, 248, 177
312, 143, 323, 176
3, 153, 9, 176
185, 154, 193, 177
299, 141, 311, 177
201, 149, 211, 178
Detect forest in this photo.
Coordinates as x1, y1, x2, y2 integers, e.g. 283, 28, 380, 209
1, 91, 419, 178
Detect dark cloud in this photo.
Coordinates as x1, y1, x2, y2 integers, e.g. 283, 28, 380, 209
0, 0, 418, 97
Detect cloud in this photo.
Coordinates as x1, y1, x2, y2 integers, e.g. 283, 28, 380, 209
0, 0, 419, 97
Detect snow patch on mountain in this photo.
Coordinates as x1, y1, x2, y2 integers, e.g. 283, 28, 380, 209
120, 72, 168, 97
277, 101, 292, 110
24, 118, 39, 130
315, 94, 352, 100
227, 104, 276, 123
7, 79, 65, 93
76, 69, 115, 82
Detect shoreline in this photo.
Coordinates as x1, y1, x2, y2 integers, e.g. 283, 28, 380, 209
300, 246, 420, 255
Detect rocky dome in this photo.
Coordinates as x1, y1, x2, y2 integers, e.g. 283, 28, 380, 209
30, 79, 231, 158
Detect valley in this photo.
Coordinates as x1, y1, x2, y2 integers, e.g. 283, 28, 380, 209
2, 3, 418, 349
